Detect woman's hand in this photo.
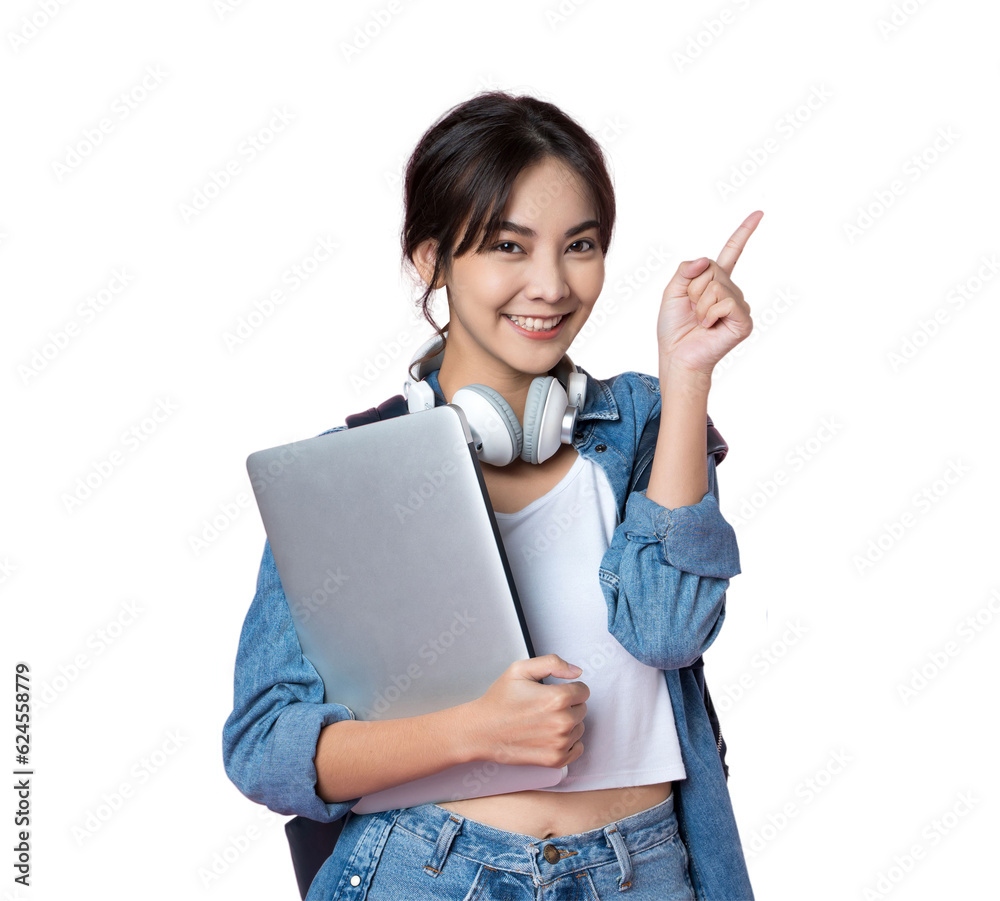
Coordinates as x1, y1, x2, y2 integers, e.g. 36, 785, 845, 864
461, 654, 589, 769
656, 210, 763, 376
315, 656, 587, 803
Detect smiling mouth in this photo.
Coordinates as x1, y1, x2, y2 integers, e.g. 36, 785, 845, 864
503, 313, 567, 332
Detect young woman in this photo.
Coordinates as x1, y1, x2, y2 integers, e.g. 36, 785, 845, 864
224, 91, 761, 900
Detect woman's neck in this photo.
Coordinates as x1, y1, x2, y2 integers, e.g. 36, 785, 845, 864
436, 356, 541, 425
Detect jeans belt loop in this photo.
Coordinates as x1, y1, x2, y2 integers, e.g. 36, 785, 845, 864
423, 814, 464, 878
603, 824, 634, 890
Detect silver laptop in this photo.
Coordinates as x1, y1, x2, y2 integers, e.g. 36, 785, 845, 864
246, 403, 566, 813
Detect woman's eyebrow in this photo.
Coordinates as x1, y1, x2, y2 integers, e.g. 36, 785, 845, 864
498, 219, 600, 238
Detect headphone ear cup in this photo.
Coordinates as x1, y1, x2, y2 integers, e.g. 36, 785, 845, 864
521, 376, 568, 465
451, 385, 522, 466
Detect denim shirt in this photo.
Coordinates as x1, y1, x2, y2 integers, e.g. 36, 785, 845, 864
223, 366, 754, 901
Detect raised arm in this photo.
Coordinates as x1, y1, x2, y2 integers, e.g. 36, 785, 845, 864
648, 210, 762, 509
597, 212, 763, 670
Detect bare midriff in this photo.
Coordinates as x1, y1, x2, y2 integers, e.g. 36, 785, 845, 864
436, 782, 672, 840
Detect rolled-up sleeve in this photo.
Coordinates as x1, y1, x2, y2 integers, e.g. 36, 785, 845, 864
222, 539, 360, 822
598, 454, 740, 671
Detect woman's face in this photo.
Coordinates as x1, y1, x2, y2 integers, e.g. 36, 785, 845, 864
438, 156, 606, 380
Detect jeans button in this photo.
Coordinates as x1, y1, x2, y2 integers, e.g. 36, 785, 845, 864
543, 843, 560, 864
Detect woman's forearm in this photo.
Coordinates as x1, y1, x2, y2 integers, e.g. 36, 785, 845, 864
315, 653, 589, 803
315, 703, 478, 803
644, 361, 711, 509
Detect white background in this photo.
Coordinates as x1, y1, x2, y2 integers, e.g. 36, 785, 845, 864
3, 0, 998, 898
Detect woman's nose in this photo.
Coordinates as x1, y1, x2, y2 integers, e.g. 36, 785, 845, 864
524, 256, 570, 303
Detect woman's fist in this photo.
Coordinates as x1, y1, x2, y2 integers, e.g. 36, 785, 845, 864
463, 654, 590, 769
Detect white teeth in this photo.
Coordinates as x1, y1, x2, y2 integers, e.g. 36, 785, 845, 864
506, 314, 564, 331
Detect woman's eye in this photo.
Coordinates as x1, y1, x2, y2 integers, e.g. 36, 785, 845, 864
568, 239, 596, 253
493, 241, 523, 254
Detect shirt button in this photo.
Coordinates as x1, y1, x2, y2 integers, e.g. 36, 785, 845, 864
543, 843, 560, 864
350, 875, 361, 886
595, 444, 607, 452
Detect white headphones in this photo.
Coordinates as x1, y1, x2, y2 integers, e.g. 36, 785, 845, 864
403, 332, 588, 466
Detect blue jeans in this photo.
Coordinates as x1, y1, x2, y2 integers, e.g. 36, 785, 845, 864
306, 792, 696, 900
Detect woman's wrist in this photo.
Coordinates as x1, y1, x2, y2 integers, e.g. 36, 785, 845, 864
448, 698, 489, 765
658, 355, 714, 394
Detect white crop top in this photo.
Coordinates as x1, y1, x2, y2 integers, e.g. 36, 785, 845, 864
492, 453, 686, 791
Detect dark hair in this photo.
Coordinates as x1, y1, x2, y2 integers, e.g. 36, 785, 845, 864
401, 91, 616, 372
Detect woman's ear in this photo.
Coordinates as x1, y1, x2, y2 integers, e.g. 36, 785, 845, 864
412, 239, 444, 290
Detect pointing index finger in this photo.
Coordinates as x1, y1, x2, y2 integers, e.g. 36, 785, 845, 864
716, 210, 764, 276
